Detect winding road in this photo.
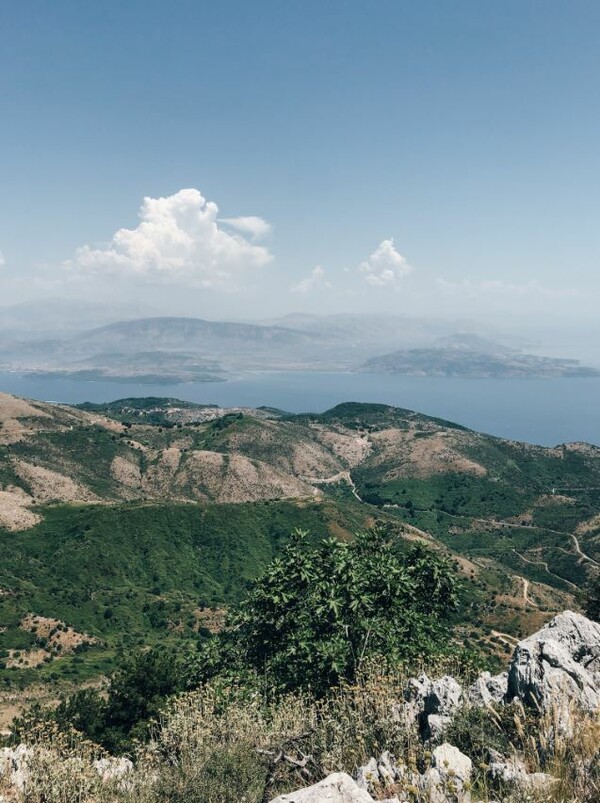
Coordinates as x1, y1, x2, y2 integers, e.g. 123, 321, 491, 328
306, 468, 599, 595
570, 533, 600, 567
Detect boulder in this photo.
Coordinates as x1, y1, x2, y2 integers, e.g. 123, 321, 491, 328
269, 772, 384, 802
467, 672, 507, 707
401, 673, 465, 740
487, 748, 556, 793
426, 714, 452, 741
0, 745, 31, 792
506, 611, 600, 717
420, 742, 472, 802
426, 676, 464, 717
93, 756, 134, 783
356, 752, 419, 795
356, 744, 472, 803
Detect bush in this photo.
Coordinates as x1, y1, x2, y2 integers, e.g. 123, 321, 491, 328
191, 525, 461, 696
33, 646, 187, 754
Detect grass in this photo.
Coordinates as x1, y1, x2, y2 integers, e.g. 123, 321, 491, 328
0, 498, 370, 686
7, 664, 600, 803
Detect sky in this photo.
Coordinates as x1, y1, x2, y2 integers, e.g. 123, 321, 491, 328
1, 0, 599, 324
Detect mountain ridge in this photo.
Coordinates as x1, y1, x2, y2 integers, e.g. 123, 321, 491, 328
0, 390, 597, 688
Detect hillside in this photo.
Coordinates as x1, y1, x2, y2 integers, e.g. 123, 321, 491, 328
5, 313, 595, 381
0, 392, 599, 692
361, 334, 600, 377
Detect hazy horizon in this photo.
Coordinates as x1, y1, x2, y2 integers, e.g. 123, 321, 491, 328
1, 1, 599, 334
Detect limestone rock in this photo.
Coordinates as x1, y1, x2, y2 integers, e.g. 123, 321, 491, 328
356, 752, 419, 795
93, 756, 134, 782
426, 676, 464, 717
427, 714, 452, 741
467, 672, 507, 707
402, 673, 464, 740
420, 743, 472, 803
0, 745, 31, 792
506, 610, 600, 717
487, 749, 556, 793
269, 772, 378, 802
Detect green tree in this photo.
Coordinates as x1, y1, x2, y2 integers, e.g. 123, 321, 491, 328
194, 525, 460, 695
48, 646, 186, 753
583, 574, 600, 622
102, 646, 185, 749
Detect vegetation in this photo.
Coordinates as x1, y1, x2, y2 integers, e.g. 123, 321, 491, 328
22, 527, 465, 752
190, 526, 462, 695
0, 500, 362, 686
9, 667, 600, 802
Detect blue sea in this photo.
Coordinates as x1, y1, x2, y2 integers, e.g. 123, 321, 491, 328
1, 370, 599, 447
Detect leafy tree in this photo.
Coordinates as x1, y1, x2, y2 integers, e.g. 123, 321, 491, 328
46, 646, 186, 753
193, 525, 460, 695
583, 574, 600, 622
102, 646, 185, 749
54, 688, 107, 744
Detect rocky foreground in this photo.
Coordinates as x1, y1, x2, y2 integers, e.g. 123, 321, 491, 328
271, 611, 600, 802
0, 611, 599, 802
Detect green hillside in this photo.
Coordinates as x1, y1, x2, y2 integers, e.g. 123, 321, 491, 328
1, 393, 598, 691
0, 498, 369, 687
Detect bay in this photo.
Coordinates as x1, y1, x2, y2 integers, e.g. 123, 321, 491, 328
0, 370, 598, 447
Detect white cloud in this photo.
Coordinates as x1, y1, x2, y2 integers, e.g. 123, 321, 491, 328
359, 238, 412, 286
219, 216, 271, 239
65, 188, 273, 288
291, 265, 331, 294
0, 251, 5, 267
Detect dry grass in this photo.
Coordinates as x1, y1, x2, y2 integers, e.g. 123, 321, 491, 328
1, 649, 598, 803
4, 668, 600, 803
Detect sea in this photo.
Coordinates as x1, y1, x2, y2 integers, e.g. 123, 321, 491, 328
1, 370, 599, 448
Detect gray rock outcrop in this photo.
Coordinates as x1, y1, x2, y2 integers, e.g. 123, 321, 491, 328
402, 673, 465, 740
467, 671, 507, 707
487, 748, 556, 793
421, 743, 472, 803
269, 771, 397, 802
506, 610, 600, 717
0, 745, 31, 793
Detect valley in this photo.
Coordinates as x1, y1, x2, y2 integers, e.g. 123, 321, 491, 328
0, 391, 597, 707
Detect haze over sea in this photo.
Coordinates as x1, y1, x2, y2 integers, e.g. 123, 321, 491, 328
1, 371, 598, 448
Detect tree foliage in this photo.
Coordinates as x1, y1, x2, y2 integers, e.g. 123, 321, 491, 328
583, 574, 600, 622
49, 646, 185, 753
193, 525, 460, 695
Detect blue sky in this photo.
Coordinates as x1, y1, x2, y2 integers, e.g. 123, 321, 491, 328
1, 0, 599, 321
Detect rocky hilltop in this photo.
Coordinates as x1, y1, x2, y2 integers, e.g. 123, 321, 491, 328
1, 611, 598, 802
271, 610, 600, 802
1, 392, 600, 688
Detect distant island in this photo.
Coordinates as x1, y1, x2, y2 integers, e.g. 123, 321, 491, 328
1, 309, 598, 382
360, 334, 600, 378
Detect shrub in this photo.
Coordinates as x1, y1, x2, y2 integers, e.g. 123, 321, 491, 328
191, 526, 460, 696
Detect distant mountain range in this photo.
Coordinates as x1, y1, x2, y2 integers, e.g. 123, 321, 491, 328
0, 305, 597, 381
360, 334, 600, 378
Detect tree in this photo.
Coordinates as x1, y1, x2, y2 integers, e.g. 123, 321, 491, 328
50, 646, 186, 753
102, 646, 185, 749
583, 574, 600, 622
194, 525, 460, 696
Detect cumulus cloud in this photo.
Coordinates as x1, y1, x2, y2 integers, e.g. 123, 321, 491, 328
291, 266, 331, 294
359, 238, 412, 286
65, 188, 273, 288
219, 216, 271, 240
